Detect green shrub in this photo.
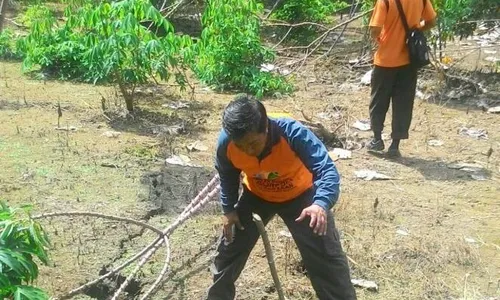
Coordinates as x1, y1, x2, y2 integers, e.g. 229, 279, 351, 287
194, 0, 293, 98
0, 30, 23, 60
271, 0, 348, 23
0, 202, 50, 300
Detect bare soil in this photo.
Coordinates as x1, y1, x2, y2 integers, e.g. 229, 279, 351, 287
1, 27, 499, 300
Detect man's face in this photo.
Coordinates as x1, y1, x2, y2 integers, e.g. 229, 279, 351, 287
234, 131, 267, 157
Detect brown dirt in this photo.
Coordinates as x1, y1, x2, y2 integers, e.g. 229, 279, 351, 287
1, 30, 499, 300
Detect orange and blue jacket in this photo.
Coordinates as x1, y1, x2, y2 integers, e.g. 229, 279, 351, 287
215, 117, 340, 214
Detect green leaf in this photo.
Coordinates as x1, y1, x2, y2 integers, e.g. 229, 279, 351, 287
0, 249, 25, 277
14, 285, 49, 300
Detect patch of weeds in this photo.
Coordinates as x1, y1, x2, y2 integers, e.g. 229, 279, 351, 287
124, 144, 160, 160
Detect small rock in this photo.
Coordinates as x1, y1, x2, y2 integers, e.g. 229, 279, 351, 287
102, 131, 121, 138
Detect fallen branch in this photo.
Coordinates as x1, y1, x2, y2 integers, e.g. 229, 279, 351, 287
253, 213, 286, 300
32, 212, 164, 235
51, 176, 220, 300
278, 9, 374, 73
276, 9, 373, 52
139, 235, 171, 300
111, 185, 221, 300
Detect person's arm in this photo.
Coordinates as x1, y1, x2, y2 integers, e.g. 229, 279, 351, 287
369, 0, 388, 42
281, 120, 340, 212
420, 0, 437, 31
214, 130, 241, 214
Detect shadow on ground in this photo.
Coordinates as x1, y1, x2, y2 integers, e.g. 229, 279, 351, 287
105, 94, 214, 139
392, 155, 492, 181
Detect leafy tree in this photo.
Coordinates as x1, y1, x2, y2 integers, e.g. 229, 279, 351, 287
0, 202, 50, 300
18, 0, 193, 112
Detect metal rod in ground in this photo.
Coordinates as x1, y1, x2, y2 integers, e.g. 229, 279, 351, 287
252, 213, 286, 300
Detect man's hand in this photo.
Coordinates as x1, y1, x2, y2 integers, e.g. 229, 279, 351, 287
295, 204, 327, 236
223, 211, 244, 244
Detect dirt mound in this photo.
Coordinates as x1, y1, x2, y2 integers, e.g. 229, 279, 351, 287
141, 164, 217, 217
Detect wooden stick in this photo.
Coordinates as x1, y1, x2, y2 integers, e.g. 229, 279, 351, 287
252, 213, 286, 300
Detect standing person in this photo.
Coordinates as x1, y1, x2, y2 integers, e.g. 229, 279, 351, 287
367, 0, 437, 157
205, 94, 357, 300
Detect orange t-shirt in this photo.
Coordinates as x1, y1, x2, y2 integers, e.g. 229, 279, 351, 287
370, 0, 437, 67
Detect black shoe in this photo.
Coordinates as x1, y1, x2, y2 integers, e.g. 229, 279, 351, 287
366, 139, 385, 151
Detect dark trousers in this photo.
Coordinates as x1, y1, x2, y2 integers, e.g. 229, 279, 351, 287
369, 64, 418, 140
205, 189, 357, 300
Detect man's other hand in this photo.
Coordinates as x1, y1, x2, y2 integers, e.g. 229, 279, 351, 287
223, 211, 244, 244
296, 204, 327, 236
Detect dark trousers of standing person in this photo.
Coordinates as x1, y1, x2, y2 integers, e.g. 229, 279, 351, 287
204, 188, 357, 300
369, 64, 418, 141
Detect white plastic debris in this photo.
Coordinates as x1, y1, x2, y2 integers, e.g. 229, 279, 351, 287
448, 162, 484, 173
484, 50, 497, 54
487, 106, 500, 114
279, 68, 292, 76
427, 139, 444, 147
484, 56, 500, 63
464, 237, 476, 244
186, 140, 208, 152
352, 120, 371, 131
102, 130, 121, 138
278, 230, 292, 239
396, 229, 410, 236
330, 148, 352, 160
351, 279, 378, 292
458, 127, 488, 140
260, 63, 276, 72
55, 126, 78, 131
470, 174, 488, 181
360, 70, 372, 85
165, 154, 199, 167
162, 101, 189, 109
355, 170, 393, 181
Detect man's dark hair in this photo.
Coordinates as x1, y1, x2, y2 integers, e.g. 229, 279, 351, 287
222, 94, 267, 141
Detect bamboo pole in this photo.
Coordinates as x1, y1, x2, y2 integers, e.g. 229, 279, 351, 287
252, 213, 286, 300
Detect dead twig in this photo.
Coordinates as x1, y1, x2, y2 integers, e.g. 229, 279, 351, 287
253, 213, 286, 300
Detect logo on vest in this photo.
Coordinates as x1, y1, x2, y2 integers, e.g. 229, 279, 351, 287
252, 171, 294, 192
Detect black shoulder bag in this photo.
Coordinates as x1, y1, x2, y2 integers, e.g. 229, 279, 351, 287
394, 0, 431, 68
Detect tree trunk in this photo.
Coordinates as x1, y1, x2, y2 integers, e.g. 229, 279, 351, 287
0, 0, 7, 32
118, 81, 134, 112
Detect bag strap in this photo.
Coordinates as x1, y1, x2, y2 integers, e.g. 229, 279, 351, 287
394, 0, 410, 34
384, 0, 426, 12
